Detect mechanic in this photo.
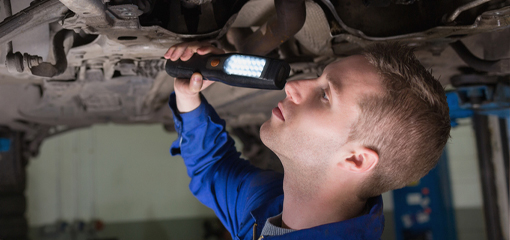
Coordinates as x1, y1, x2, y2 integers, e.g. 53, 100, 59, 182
164, 41, 451, 240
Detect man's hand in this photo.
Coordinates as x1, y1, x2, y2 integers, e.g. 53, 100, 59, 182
164, 41, 225, 113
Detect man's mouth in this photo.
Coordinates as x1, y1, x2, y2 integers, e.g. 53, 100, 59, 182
272, 102, 285, 121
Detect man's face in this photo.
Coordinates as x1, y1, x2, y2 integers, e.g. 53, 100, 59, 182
260, 55, 382, 170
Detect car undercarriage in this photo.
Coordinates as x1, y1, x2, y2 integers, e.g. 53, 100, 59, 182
0, 0, 508, 157
0, 0, 509, 239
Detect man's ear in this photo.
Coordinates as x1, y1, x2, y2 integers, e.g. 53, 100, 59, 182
340, 147, 379, 173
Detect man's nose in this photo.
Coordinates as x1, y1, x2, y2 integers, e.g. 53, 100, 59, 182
285, 80, 305, 104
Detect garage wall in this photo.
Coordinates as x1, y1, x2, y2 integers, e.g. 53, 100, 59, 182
26, 124, 216, 226
26, 118, 483, 226
446, 118, 483, 208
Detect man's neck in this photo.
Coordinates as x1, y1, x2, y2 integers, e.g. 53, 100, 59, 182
280, 172, 368, 230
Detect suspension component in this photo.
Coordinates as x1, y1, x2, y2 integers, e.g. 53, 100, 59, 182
5, 30, 73, 78
6, 52, 43, 73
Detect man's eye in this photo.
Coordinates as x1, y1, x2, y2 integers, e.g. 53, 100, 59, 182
322, 90, 329, 101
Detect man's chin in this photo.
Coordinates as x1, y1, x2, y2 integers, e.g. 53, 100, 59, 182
260, 120, 275, 149
260, 121, 288, 162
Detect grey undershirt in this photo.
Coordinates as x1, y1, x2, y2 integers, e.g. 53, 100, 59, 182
260, 213, 296, 237
260, 203, 371, 237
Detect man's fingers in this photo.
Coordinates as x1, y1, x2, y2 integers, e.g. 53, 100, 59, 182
164, 47, 175, 59
175, 75, 214, 95
170, 45, 189, 61
180, 46, 198, 61
190, 73, 203, 93
180, 42, 214, 60
197, 46, 225, 55
174, 74, 203, 94
174, 77, 189, 92
166, 41, 225, 61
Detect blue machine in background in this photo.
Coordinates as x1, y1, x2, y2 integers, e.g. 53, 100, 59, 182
392, 150, 457, 240
392, 81, 509, 240
449, 82, 510, 121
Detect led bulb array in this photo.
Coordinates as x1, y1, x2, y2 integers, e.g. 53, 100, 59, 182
224, 55, 266, 78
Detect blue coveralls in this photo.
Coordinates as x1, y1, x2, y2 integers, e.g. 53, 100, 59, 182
169, 93, 385, 240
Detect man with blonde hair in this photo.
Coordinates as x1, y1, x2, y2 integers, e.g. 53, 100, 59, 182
164, 41, 450, 239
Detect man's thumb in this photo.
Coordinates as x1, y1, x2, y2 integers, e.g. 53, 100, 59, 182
190, 73, 203, 93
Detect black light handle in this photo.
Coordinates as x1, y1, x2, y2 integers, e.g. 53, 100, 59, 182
165, 53, 289, 90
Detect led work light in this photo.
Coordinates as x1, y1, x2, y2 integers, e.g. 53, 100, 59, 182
165, 53, 290, 90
